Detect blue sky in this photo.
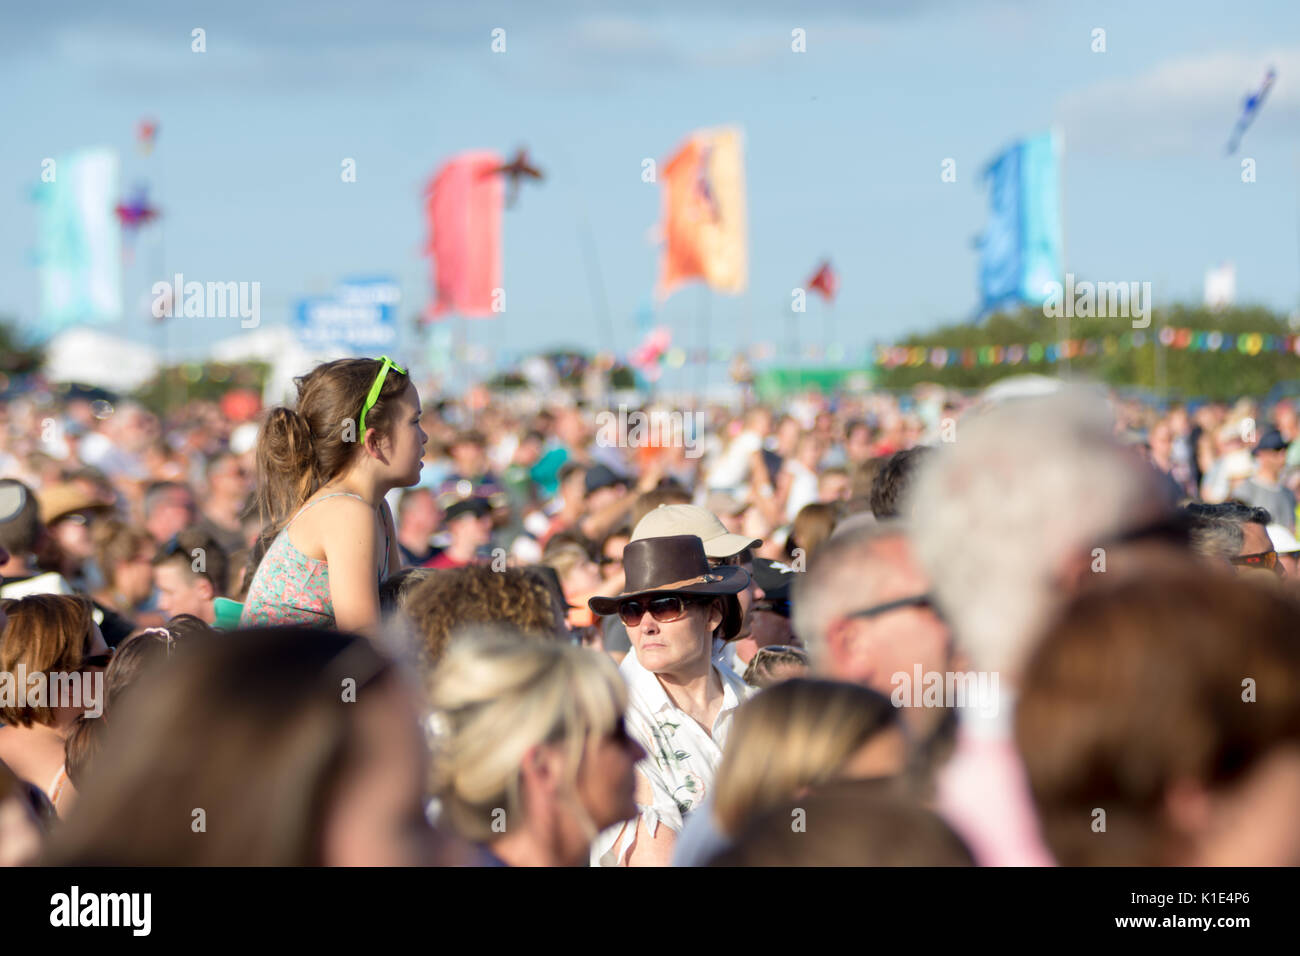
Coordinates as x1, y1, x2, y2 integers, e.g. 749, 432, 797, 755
3, 0, 1300, 376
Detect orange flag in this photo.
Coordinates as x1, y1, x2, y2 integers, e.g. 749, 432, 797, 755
424, 151, 504, 319
657, 127, 747, 300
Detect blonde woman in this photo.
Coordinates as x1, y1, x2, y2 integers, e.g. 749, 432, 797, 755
428, 630, 645, 867
672, 678, 908, 866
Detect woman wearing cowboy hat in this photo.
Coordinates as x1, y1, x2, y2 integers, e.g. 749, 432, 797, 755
587, 534, 753, 866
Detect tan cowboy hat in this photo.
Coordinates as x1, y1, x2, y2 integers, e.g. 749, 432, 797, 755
38, 483, 115, 526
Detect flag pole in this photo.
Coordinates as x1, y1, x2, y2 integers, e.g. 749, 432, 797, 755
578, 213, 616, 358
822, 298, 830, 367
790, 300, 801, 395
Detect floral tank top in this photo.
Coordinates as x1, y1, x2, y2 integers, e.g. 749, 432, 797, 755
240, 492, 389, 628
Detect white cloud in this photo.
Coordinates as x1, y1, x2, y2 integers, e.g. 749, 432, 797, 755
1058, 48, 1300, 157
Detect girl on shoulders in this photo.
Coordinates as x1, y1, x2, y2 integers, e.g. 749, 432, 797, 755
240, 357, 426, 637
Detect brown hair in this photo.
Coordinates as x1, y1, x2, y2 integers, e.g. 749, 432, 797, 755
711, 778, 973, 867
741, 645, 811, 689
850, 457, 885, 500
45, 627, 397, 866
64, 624, 199, 788
1016, 559, 1300, 866
870, 446, 932, 519
541, 541, 592, 584
251, 358, 409, 569
0, 594, 94, 727
151, 527, 229, 595
403, 566, 565, 668
92, 519, 154, 592
787, 502, 838, 561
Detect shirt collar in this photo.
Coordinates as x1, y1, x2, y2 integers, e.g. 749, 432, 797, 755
621, 644, 745, 717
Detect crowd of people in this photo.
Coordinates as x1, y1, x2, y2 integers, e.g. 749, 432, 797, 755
2, 358, 1300, 866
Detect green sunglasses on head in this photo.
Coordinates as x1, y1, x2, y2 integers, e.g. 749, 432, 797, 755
359, 356, 407, 434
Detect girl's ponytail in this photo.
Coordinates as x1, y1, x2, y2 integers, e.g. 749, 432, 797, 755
251, 405, 317, 566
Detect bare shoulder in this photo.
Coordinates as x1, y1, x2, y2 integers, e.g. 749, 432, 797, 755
290, 493, 376, 558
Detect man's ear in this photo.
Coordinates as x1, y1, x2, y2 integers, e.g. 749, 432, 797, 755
824, 616, 852, 664
195, 577, 215, 602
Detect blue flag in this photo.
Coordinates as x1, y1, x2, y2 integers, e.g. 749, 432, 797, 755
977, 132, 1062, 316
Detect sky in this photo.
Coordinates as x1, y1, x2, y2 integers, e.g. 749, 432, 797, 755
3, 0, 1300, 379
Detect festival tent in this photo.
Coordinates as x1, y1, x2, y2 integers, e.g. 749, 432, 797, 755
44, 327, 160, 392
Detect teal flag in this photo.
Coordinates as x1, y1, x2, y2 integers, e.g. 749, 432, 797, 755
35, 149, 122, 337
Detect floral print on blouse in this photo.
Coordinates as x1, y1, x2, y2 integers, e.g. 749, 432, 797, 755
591, 640, 753, 866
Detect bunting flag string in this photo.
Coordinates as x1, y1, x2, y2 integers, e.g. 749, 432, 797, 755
871, 328, 1300, 370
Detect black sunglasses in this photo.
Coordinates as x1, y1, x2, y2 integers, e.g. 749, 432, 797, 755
846, 593, 937, 620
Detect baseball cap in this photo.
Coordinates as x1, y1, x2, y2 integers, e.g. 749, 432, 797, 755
1254, 430, 1289, 454
584, 464, 628, 496
631, 503, 761, 559
444, 497, 491, 522
752, 558, 799, 602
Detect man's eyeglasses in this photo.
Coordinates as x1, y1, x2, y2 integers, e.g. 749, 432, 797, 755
360, 356, 407, 434
1231, 550, 1279, 571
846, 593, 937, 620
618, 595, 705, 627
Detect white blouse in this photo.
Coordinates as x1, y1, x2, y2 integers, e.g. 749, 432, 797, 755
592, 641, 754, 866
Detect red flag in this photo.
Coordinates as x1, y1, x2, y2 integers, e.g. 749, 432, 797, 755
424, 151, 504, 320
807, 260, 837, 302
